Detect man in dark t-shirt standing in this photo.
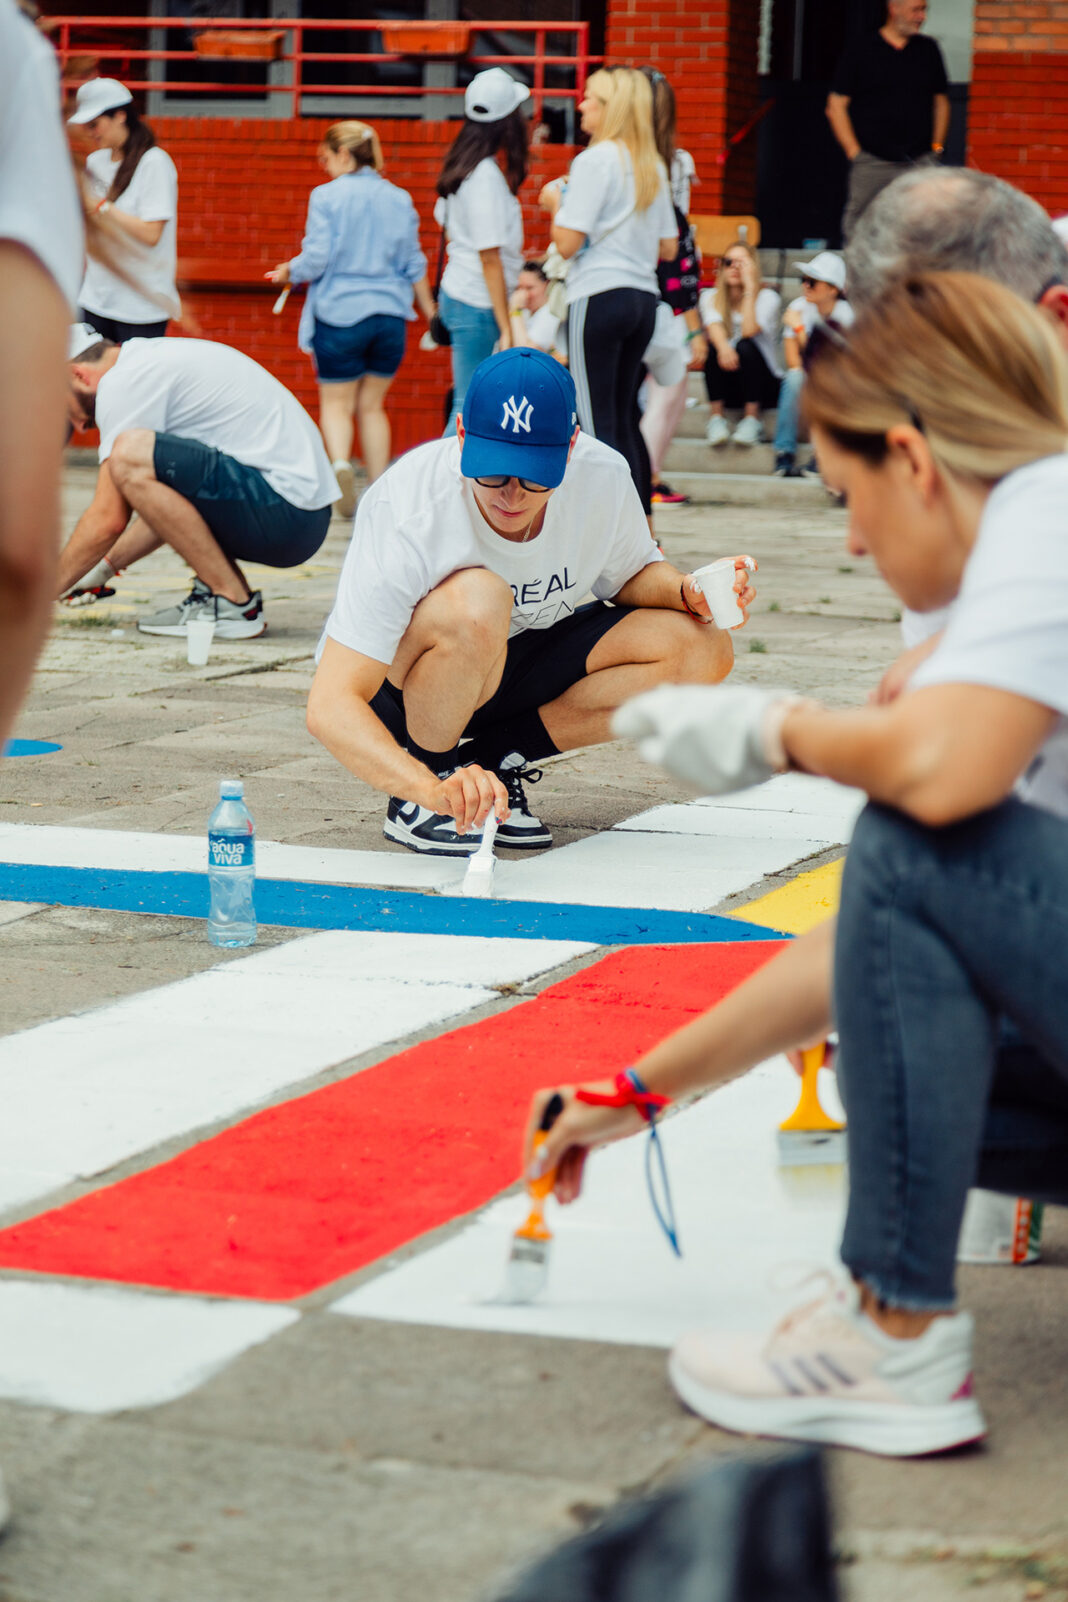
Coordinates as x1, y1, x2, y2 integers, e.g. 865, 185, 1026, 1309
827, 0, 949, 241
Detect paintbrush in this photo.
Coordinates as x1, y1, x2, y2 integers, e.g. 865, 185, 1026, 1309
500, 1092, 564, 1303
461, 809, 498, 898
776, 1042, 847, 1166
271, 285, 291, 315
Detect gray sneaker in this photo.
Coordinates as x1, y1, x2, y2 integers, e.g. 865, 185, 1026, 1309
138, 581, 266, 640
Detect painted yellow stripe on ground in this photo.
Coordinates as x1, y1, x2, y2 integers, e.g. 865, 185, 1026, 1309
729, 857, 844, 935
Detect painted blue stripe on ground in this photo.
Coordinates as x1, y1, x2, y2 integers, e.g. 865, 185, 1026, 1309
2, 741, 62, 757
0, 863, 787, 946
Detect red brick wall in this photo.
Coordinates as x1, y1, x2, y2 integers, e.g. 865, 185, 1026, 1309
603, 0, 760, 216
969, 1, 1068, 212
142, 117, 578, 455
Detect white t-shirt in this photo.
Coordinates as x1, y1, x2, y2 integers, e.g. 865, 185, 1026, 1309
911, 454, 1068, 818
670, 148, 696, 215
0, 2, 82, 308
555, 142, 676, 305
95, 339, 338, 510
325, 432, 662, 666
80, 145, 180, 325
699, 284, 783, 378
783, 293, 855, 340
435, 159, 523, 310
523, 301, 564, 356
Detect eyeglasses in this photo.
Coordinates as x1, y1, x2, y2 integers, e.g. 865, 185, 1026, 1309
800, 277, 818, 289
474, 474, 552, 493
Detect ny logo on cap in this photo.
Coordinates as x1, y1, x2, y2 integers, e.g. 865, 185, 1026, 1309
501, 394, 533, 434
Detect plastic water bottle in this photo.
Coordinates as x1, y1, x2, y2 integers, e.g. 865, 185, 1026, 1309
207, 779, 256, 948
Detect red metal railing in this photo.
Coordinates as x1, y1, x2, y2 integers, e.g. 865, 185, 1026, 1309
52, 15, 591, 123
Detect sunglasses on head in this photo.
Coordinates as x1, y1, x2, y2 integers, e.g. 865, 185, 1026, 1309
474, 474, 552, 494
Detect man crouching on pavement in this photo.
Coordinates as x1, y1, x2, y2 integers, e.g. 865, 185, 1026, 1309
308, 347, 756, 855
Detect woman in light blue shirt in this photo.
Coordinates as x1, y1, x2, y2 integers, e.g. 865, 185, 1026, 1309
269, 121, 436, 514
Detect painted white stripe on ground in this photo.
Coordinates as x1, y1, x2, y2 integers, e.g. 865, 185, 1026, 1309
331, 1057, 847, 1348
494, 830, 830, 911
692, 773, 867, 827
0, 932, 587, 1218
0, 823, 458, 890
613, 804, 837, 846
235, 931, 592, 987
0, 1280, 296, 1412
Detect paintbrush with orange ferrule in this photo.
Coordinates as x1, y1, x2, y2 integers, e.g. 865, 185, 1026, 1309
777, 1041, 846, 1165
500, 1092, 564, 1303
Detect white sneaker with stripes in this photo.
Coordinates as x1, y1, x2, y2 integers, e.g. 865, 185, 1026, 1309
669, 1274, 987, 1458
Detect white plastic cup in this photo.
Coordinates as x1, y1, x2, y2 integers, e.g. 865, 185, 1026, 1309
186, 617, 216, 666
692, 558, 747, 628
957, 1189, 1043, 1265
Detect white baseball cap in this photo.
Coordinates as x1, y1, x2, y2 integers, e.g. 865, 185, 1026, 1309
68, 323, 102, 361
792, 250, 847, 291
68, 77, 133, 125
464, 68, 530, 123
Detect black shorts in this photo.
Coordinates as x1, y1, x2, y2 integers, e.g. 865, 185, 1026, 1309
82, 310, 169, 343
152, 433, 331, 567
370, 599, 637, 741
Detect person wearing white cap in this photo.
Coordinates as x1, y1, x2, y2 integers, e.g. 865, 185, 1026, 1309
68, 77, 179, 342
772, 250, 853, 477
433, 67, 530, 431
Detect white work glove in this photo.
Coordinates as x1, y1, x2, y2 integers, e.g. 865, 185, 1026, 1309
611, 684, 805, 795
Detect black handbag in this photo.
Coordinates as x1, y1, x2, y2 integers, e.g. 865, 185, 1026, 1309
428, 224, 451, 347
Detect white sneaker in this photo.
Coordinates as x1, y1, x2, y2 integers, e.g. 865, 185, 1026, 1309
668, 1275, 987, 1458
332, 460, 357, 520
731, 414, 764, 446
705, 413, 730, 447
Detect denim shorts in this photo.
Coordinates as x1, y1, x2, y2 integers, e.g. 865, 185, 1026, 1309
152, 433, 331, 567
311, 314, 407, 382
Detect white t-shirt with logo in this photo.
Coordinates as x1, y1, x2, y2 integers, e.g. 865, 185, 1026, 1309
435, 158, 524, 310
0, 4, 82, 308
95, 338, 338, 510
81, 145, 180, 324
325, 432, 662, 666
555, 141, 676, 305
783, 293, 855, 341
911, 453, 1068, 818
700, 285, 783, 378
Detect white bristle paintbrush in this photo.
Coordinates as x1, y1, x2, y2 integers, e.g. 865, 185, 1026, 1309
462, 809, 498, 897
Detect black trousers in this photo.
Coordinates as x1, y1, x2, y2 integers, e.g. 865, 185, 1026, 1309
568, 286, 658, 513
704, 336, 781, 409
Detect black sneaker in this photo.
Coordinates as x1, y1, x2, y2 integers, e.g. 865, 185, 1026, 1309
772, 453, 797, 478
383, 796, 479, 856
495, 752, 552, 850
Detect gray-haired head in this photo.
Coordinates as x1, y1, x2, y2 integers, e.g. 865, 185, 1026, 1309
846, 168, 1068, 309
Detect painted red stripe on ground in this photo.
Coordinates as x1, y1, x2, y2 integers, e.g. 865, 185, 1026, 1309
0, 942, 784, 1300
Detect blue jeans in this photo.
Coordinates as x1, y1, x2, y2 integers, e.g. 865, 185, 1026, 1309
835, 798, 1068, 1310
438, 289, 500, 435
773, 367, 803, 459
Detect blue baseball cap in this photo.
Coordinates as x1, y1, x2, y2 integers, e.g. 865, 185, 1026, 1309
460, 348, 577, 489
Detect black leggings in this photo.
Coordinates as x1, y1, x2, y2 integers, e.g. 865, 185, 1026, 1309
568, 287, 657, 513
704, 336, 781, 410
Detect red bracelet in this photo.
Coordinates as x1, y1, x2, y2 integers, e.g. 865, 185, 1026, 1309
679, 581, 710, 624
575, 1068, 671, 1123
